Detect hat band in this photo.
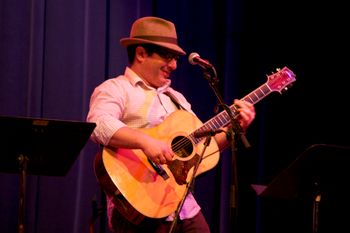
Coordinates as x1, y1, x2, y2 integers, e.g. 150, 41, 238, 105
134, 35, 178, 45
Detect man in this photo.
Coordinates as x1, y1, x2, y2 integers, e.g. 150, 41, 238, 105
87, 16, 255, 233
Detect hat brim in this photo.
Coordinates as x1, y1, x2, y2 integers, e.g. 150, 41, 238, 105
120, 38, 186, 56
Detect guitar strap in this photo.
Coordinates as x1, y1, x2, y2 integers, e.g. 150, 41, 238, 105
164, 91, 186, 111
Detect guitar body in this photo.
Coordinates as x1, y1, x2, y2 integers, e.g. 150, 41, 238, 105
94, 110, 220, 220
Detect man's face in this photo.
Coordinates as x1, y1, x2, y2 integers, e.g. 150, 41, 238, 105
137, 46, 180, 88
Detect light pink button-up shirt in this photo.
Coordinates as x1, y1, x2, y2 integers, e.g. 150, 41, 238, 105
87, 67, 201, 226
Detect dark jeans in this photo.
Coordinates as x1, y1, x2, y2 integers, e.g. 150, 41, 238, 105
110, 209, 210, 233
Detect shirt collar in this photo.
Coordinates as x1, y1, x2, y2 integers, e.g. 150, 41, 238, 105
124, 67, 171, 93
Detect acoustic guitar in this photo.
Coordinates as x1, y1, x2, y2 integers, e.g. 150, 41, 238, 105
94, 66, 296, 223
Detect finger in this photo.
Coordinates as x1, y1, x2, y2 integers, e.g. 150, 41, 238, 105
159, 156, 166, 164
164, 151, 174, 161
154, 157, 160, 164
235, 99, 253, 109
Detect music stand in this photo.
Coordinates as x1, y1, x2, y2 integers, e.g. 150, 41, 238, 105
252, 144, 350, 233
0, 115, 96, 233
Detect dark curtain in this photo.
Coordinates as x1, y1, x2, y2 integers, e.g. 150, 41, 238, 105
1, 1, 349, 233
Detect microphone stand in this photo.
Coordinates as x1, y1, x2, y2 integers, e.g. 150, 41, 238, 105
169, 132, 217, 233
202, 66, 251, 232
202, 67, 250, 148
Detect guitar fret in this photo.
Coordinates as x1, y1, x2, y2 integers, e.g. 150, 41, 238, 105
249, 92, 259, 102
221, 114, 229, 125
214, 116, 223, 127
243, 84, 272, 104
255, 88, 265, 98
209, 119, 219, 130
219, 111, 231, 126
208, 119, 216, 129
204, 124, 211, 130
243, 95, 253, 103
218, 112, 226, 125
261, 84, 271, 94
217, 117, 224, 127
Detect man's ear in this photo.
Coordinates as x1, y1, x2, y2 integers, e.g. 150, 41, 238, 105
135, 46, 147, 62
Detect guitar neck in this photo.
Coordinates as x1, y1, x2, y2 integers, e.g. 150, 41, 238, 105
189, 66, 296, 143
241, 82, 272, 104
190, 83, 272, 143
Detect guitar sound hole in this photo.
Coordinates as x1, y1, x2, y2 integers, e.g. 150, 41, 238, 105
171, 136, 193, 158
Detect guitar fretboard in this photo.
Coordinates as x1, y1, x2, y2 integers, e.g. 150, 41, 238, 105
189, 83, 272, 143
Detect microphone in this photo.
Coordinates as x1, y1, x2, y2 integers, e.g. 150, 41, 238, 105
193, 129, 224, 138
188, 52, 213, 69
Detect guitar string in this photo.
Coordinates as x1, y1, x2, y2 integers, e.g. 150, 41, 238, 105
170, 107, 238, 153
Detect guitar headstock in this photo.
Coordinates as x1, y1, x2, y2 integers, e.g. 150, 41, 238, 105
267, 67, 296, 94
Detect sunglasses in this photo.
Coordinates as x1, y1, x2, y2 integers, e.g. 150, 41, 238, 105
155, 49, 180, 62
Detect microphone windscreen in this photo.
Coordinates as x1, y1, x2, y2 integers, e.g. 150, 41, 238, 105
188, 52, 200, 65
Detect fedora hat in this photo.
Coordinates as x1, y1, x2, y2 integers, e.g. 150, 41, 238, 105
120, 16, 186, 55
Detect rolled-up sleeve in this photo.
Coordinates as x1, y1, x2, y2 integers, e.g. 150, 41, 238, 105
87, 79, 127, 146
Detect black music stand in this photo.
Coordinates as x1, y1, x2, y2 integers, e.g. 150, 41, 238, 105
0, 115, 96, 233
252, 144, 350, 233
